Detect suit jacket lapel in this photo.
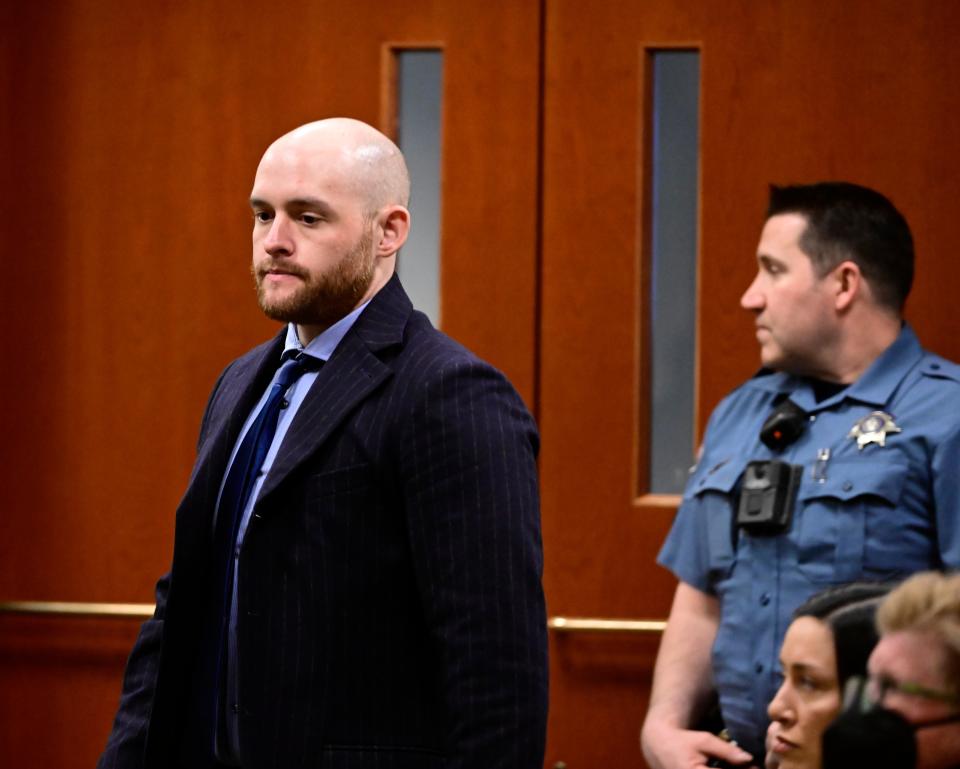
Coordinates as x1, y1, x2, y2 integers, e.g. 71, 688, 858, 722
256, 275, 412, 506
183, 333, 286, 522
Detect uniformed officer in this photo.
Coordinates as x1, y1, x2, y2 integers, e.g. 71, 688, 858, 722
640, 182, 960, 769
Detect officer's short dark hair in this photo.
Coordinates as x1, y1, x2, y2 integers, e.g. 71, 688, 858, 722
767, 182, 914, 312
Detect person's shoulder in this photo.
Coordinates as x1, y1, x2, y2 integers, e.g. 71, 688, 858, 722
400, 310, 500, 375
712, 368, 789, 413
397, 311, 533, 412
695, 369, 789, 450
917, 350, 960, 385
356, 278, 481, 372
740, 367, 792, 392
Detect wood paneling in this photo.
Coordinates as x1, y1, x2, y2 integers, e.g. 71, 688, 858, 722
0, 616, 141, 767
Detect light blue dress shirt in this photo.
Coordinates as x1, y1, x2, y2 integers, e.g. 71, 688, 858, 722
658, 325, 960, 757
219, 302, 369, 763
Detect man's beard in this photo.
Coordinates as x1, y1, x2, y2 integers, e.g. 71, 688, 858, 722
252, 228, 375, 330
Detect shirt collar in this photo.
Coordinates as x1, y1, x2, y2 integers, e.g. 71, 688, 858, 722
282, 299, 372, 362
841, 323, 923, 406
748, 324, 923, 411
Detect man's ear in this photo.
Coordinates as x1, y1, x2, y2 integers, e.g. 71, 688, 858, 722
832, 260, 863, 312
376, 206, 410, 257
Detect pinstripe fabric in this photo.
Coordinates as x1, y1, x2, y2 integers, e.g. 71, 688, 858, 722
97, 275, 548, 769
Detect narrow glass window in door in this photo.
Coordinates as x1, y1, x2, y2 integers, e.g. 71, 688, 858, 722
396, 50, 444, 327
648, 50, 700, 494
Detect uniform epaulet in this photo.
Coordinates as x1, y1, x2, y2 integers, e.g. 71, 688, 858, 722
920, 354, 960, 383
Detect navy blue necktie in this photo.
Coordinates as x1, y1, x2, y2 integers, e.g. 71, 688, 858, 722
216, 353, 318, 537
195, 351, 320, 763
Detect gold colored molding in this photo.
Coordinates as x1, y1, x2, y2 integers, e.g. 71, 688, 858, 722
0, 601, 154, 619
548, 616, 666, 634
0, 605, 667, 633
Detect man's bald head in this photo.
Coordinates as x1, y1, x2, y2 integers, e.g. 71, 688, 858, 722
250, 118, 412, 341
260, 118, 410, 215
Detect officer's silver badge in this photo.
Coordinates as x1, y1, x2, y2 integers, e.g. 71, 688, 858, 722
848, 411, 902, 450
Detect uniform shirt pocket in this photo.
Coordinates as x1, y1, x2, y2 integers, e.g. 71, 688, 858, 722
795, 458, 908, 583
687, 459, 746, 580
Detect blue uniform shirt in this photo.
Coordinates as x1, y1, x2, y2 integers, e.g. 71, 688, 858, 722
658, 325, 960, 756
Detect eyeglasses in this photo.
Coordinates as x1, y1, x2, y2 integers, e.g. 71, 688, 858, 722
840, 673, 960, 713
868, 674, 960, 707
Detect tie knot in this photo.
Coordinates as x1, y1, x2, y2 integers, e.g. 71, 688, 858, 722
275, 353, 321, 388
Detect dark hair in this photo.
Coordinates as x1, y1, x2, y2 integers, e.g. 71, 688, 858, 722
794, 582, 893, 686
766, 182, 914, 312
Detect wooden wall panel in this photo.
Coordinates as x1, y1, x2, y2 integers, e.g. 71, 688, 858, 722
437, 3, 542, 395
0, 616, 141, 767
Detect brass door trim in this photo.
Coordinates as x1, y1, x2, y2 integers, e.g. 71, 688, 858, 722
1, 605, 666, 632
548, 616, 666, 634
0, 600, 154, 619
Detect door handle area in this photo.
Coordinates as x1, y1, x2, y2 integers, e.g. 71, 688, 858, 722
0, 600, 154, 619
548, 616, 666, 634
1, 604, 669, 633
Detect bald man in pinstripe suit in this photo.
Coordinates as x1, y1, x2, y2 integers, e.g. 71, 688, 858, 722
98, 119, 548, 769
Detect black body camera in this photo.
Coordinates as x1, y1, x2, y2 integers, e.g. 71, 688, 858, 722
736, 460, 802, 535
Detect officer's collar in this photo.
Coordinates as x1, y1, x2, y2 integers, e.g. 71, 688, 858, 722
748, 324, 922, 412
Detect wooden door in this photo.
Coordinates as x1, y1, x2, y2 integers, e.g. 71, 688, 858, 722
0, 3, 540, 767
539, 1, 960, 767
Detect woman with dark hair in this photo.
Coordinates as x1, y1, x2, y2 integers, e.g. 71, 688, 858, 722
764, 582, 891, 769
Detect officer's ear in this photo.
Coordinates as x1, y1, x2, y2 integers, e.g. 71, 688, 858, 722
832, 260, 863, 312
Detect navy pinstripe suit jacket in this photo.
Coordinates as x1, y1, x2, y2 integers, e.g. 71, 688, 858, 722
98, 275, 548, 769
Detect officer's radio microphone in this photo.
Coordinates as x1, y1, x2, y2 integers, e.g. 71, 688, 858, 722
737, 399, 807, 535
759, 398, 807, 451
